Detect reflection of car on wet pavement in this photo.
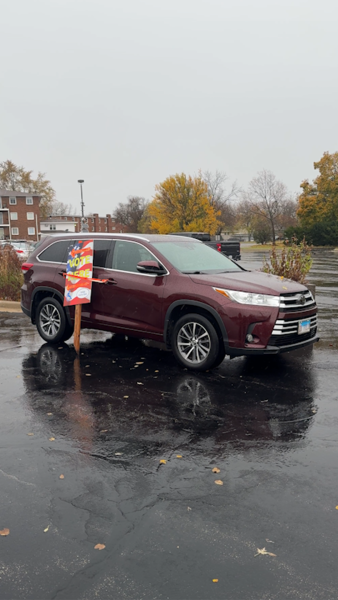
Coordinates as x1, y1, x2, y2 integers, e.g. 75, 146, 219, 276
21, 233, 319, 371
22, 341, 316, 449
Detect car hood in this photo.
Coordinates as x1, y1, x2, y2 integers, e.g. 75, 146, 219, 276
189, 270, 308, 295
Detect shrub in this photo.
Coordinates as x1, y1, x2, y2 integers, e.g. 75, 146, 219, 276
0, 246, 23, 301
261, 237, 313, 284
253, 224, 272, 245
285, 222, 338, 246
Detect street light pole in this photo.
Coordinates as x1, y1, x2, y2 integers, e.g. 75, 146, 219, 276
77, 179, 87, 232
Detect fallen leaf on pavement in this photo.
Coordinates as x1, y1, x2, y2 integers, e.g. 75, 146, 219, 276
100, 430, 108, 433
123, 396, 129, 398
176, 455, 182, 458
214, 480, 223, 485
49, 437, 55, 441
212, 467, 220, 473
159, 459, 167, 464
44, 526, 49, 533
47, 413, 53, 416
187, 507, 192, 511
115, 452, 123, 456
0, 528, 10, 536
266, 538, 275, 543
137, 382, 144, 385
135, 362, 144, 365
85, 374, 92, 377
254, 547, 276, 557
59, 474, 64, 479
94, 543, 106, 550
213, 579, 218, 582
27, 433, 34, 436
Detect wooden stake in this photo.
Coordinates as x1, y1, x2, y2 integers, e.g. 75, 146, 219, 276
74, 303, 82, 354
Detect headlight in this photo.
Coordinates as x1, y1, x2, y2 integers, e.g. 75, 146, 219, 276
213, 288, 280, 307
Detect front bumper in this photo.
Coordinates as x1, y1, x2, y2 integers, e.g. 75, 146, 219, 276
227, 332, 319, 357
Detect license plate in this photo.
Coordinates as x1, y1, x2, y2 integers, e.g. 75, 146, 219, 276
298, 319, 311, 334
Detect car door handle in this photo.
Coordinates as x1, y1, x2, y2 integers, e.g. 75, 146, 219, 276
106, 278, 117, 285
58, 271, 66, 276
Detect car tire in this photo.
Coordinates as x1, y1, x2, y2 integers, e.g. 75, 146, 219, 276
171, 313, 221, 371
36, 298, 73, 344
212, 345, 226, 368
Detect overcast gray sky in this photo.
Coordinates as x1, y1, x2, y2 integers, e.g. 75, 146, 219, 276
1, 0, 337, 215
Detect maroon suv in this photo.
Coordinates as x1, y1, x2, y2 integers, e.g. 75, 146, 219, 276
21, 233, 318, 371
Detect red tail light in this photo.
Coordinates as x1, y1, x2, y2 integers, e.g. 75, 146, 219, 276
21, 263, 34, 272
16, 249, 24, 254
216, 243, 222, 252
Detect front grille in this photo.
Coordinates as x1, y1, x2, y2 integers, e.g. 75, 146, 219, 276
268, 315, 317, 347
279, 290, 316, 312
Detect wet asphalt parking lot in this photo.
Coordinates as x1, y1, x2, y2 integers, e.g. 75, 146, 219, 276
0, 249, 338, 600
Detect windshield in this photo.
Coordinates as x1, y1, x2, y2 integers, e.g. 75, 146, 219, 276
152, 240, 243, 273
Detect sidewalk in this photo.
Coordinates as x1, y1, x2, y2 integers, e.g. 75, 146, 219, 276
0, 300, 22, 313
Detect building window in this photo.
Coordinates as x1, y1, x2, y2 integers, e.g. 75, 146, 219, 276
26, 197, 33, 205
112, 226, 116, 230
9, 197, 17, 205
28, 227, 35, 236
27, 212, 35, 220
92, 227, 94, 232
12, 227, 19, 236
49, 224, 56, 231
10, 212, 18, 220
105, 227, 108, 232
91, 218, 94, 223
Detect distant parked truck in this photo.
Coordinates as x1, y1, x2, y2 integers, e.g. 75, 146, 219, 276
170, 232, 241, 261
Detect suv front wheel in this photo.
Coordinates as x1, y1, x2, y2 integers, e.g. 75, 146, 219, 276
36, 298, 73, 343
171, 313, 222, 371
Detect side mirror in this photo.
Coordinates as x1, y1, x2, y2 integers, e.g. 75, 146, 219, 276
136, 260, 166, 275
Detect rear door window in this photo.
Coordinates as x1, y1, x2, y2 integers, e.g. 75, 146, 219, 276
93, 240, 113, 268
38, 240, 73, 264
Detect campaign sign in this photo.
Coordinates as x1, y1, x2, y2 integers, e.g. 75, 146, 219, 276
63, 240, 94, 306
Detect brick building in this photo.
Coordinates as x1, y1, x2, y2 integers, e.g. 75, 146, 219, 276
0, 189, 41, 242
40, 213, 127, 237
0, 187, 128, 241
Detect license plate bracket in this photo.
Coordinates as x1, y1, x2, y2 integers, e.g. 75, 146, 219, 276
298, 319, 311, 334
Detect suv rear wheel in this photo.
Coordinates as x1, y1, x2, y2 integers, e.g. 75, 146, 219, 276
171, 313, 221, 371
36, 298, 73, 343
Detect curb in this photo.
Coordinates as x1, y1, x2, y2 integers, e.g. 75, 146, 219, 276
0, 300, 22, 313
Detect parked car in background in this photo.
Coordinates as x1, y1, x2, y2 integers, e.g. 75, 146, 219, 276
0, 240, 33, 260
21, 233, 318, 371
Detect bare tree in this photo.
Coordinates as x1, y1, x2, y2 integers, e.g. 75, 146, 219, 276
236, 199, 255, 241
48, 200, 74, 216
244, 170, 291, 244
113, 196, 148, 233
202, 170, 240, 234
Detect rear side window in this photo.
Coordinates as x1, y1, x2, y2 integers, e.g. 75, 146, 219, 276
93, 240, 112, 268
38, 240, 73, 263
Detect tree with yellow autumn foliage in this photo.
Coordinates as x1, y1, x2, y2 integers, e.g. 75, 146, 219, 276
146, 173, 221, 234
297, 152, 338, 226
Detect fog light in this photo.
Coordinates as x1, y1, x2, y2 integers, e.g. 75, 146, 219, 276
246, 333, 254, 343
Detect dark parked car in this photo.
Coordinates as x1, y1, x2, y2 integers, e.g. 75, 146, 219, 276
170, 232, 241, 260
21, 233, 318, 371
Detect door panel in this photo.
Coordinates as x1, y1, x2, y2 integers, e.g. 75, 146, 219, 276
88, 240, 167, 336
